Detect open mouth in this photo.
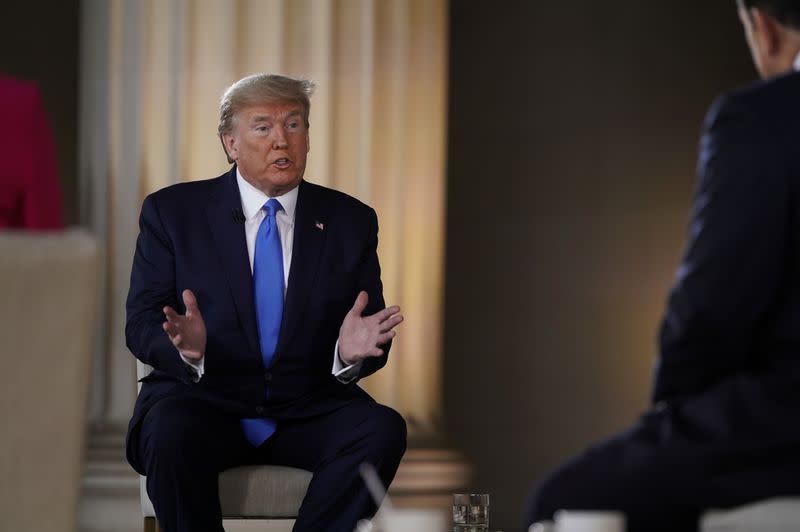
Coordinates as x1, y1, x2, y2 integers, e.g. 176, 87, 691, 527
273, 158, 291, 169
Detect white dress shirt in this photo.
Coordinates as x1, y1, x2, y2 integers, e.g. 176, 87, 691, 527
794, 50, 800, 71
180, 169, 361, 381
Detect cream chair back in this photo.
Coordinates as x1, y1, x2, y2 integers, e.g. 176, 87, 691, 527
0, 229, 99, 532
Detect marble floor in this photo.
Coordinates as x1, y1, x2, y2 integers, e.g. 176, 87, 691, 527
79, 426, 140, 532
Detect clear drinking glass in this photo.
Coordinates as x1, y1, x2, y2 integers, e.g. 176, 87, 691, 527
453, 493, 490, 530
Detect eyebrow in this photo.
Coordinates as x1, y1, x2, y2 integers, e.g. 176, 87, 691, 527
249, 110, 302, 124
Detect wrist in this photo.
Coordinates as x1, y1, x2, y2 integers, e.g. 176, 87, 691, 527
338, 351, 354, 365
337, 345, 360, 366
180, 350, 204, 361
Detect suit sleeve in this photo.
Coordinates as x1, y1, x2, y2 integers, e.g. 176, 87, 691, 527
355, 207, 390, 380
652, 93, 789, 404
125, 194, 192, 382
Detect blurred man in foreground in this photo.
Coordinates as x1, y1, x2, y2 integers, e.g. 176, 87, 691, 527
526, 1, 800, 530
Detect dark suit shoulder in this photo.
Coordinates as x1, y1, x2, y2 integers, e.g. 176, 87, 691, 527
301, 180, 376, 218
145, 172, 229, 206
705, 70, 800, 131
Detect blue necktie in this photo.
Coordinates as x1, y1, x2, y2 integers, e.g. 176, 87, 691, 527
241, 198, 284, 446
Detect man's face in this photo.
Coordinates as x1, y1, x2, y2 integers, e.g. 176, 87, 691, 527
223, 100, 310, 196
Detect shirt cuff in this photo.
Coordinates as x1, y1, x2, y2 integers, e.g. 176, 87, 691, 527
180, 353, 204, 382
332, 339, 362, 383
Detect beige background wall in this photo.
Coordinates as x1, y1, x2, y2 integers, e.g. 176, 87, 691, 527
444, 1, 756, 529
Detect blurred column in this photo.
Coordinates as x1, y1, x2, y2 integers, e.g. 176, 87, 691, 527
142, 0, 187, 193
78, 0, 111, 427
106, 0, 145, 425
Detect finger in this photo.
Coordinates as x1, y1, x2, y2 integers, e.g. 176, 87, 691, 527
171, 333, 183, 347
163, 320, 179, 337
371, 305, 401, 323
163, 305, 180, 322
183, 289, 199, 316
375, 330, 396, 344
348, 291, 369, 316
378, 314, 404, 333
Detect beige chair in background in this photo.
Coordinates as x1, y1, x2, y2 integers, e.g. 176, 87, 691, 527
0, 229, 99, 532
136, 364, 313, 532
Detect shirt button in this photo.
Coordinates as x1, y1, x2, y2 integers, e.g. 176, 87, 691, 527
255, 406, 264, 415
264, 371, 272, 382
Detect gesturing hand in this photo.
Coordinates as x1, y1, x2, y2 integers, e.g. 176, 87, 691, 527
163, 289, 207, 361
338, 291, 403, 365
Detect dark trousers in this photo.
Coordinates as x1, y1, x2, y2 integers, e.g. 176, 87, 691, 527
524, 426, 704, 532
134, 394, 407, 532
524, 404, 800, 532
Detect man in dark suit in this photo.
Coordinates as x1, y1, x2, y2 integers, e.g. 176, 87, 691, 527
525, 1, 800, 530
125, 74, 406, 532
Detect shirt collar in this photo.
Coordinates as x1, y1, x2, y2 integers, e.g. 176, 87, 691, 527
794, 50, 800, 71
236, 167, 298, 223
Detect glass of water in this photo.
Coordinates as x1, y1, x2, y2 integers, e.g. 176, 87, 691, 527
453, 493, 490, 530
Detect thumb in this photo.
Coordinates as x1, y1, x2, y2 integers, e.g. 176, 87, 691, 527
349, 291, 369, 317
183, 289, 200, 316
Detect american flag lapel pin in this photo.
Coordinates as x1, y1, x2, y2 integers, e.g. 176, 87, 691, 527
315, 220, 324, 231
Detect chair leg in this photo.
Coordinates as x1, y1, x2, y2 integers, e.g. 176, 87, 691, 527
143, 516, 158, 532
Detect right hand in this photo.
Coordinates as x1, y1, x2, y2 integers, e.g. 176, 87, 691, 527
163, 289, 207, 361
338, 291, 403, 365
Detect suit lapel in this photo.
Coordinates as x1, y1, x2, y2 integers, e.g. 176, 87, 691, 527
205, 168, 260, 356
275, 180, 328, 357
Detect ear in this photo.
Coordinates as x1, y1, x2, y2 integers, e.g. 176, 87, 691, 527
222, 132, 238, 161
751, 7, 782, 56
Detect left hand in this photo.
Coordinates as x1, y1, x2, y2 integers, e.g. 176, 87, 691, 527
338, 291, 403, 365
162, 289, 207, 361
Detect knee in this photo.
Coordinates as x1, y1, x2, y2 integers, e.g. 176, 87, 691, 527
140, 397, 199, 462
525, 469, 565, 526
525, 439, 638, 528
525, 452, 602, 527
365, 404, 407, 459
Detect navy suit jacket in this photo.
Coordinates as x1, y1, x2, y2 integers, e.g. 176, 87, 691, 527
646, 69, 800, 472
125, 168, 388, 473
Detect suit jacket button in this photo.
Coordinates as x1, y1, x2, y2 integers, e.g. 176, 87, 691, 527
264, 371, 272, 382
255, 406, 264, 415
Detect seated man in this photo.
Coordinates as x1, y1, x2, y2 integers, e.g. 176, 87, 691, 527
525, 1, 800, 531
125, 74, 406, 532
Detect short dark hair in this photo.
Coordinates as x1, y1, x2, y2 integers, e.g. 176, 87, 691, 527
739, 0, 800, 29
